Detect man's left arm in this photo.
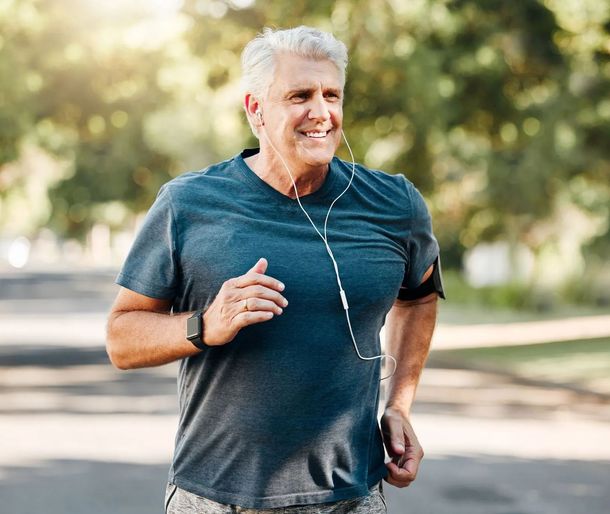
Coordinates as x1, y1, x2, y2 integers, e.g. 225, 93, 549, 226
381, 266, 438, 488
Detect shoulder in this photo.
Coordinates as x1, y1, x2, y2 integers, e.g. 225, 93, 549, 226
158, 155, 240, 201
334, 158, 424, 214
335, 157, 405, 191
339, 158, 405, 183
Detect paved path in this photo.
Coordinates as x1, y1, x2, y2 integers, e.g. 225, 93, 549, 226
1, 269, 609, 513
432, 315, 610, 349
1, 344, 608, 514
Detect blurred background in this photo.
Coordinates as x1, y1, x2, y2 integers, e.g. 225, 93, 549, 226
0, 1, 608, 513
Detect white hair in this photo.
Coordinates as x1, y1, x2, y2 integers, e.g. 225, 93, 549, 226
241, 26, 349, 137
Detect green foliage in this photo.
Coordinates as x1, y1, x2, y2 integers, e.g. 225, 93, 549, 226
442, 268, 533, 309
0, 0, 608, 293
0, 0, 174, 237
432, 337, 610, 395
558, 257, 610, 308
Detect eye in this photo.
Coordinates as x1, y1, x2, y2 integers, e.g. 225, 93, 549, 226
290, 92, 309, 102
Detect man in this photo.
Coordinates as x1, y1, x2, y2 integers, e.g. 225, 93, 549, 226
107, 26, 444, 514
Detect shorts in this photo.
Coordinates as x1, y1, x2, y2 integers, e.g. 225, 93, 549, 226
165, 482, 387, 514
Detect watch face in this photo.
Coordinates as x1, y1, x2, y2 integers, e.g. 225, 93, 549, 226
186, 314, 201, 340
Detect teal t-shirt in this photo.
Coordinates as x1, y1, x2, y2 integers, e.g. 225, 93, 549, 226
116, 148, 439, 508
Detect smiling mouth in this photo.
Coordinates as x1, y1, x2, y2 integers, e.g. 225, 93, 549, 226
301, 130, 330, 139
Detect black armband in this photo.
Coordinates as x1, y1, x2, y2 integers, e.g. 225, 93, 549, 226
397, 256, 446, 301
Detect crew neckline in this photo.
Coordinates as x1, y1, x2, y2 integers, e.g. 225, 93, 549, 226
236, 148, 343, 205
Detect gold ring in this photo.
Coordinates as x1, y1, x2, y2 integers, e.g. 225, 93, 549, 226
244, 299, 249, 311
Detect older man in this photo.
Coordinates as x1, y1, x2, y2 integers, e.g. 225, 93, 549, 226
107, 26, 443, 514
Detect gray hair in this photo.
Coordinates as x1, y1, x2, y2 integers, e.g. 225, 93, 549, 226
241, 26, 348, 136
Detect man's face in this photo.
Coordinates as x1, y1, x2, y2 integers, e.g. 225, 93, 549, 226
259, 53, 344, 172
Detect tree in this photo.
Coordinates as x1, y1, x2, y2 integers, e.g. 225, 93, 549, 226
1, 0, 608, 294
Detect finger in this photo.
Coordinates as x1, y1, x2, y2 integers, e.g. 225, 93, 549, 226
248, 257, 268, 275
239, 285, 288, 308
234, 272, 285, 292
385, 467, 414, 488
241, 297, 284, 315
402, 456, 420, 476
384, 474, 413, 488
400, 427, 423, 474
233, 310, 275, 328
385, 461, 415, 487
381, 415, 406, 457
398, 445, 423, 476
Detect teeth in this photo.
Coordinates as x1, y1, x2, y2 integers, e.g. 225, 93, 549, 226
305, 131, 327, 138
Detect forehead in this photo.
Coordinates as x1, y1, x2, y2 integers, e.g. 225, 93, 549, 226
269, 53, 343, 93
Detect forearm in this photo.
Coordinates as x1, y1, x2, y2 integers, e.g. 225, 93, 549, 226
384, 296, 437, 416
106, 310, 201, 369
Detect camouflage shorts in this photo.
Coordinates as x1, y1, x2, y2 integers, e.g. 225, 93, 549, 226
165, 483, 387, 514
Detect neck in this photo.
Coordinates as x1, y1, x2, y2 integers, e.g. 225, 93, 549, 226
245, 149, 330, 200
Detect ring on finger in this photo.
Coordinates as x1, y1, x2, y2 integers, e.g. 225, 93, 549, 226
244, 298, 249, 312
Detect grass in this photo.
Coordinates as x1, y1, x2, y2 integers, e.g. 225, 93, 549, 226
437, 303, 610, 325
431, 337, 610, 396
426, 269, 610, 394
438, 269, 610, 324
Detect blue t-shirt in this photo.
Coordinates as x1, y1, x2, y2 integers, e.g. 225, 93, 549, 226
116, 148, 439, 509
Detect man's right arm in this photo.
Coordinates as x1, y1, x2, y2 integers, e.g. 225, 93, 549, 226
106, 257, 288, 370
106, 287, 201, 370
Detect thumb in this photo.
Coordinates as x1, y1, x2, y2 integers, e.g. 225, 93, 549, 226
250, 257, 268, 274
383, 415, 405, 457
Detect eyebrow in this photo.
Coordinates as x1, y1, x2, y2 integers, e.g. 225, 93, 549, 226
285, 86, 343, 96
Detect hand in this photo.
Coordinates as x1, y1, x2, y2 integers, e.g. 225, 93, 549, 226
380, 407, 424, 487
203, 258, 288, 346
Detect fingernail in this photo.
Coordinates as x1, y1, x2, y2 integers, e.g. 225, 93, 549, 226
278, 282, 285, 291
282, 298, 288, 307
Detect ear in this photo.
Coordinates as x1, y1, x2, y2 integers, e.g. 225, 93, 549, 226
244, 93, 262, 125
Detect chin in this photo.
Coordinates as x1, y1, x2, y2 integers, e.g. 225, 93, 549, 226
297, 145, 339, 167
301, 153, 334, 169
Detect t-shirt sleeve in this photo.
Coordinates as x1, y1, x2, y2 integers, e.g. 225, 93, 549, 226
116, 185, 179, 299
401, 177, 440, 289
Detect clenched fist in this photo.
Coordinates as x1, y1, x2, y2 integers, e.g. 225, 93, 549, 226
203, 258, 288, 346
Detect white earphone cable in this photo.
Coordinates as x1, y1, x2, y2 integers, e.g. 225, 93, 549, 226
259, 123, 397, 381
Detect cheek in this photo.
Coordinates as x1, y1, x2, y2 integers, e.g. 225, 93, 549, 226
292, 108, 311, 127
330, 108, 343, 126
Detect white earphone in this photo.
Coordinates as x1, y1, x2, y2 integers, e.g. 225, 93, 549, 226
257, 119, 397, 381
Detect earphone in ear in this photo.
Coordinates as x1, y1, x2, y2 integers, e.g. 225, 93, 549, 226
255, 110, 262, 120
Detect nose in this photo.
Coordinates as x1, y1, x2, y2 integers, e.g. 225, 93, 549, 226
308, 91, 330, 122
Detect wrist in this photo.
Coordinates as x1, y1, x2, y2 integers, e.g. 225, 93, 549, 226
186, 309, 207, 350
201, 308, 224, 346
385, 402, 411, 419
201, 309, 215, 346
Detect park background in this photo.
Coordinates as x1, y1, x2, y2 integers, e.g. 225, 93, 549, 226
0, 1, 608, 513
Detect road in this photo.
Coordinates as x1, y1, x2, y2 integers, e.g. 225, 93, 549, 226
0, 269, 609, 513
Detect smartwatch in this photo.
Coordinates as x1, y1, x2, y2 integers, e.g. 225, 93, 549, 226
186, 310, 207, 350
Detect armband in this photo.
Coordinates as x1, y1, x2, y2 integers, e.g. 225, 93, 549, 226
397, 256, 446, 301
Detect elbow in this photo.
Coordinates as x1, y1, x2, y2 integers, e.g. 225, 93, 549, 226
106, 337, 131, 371
106, 344, 131, 371
105, 314, 133, 370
